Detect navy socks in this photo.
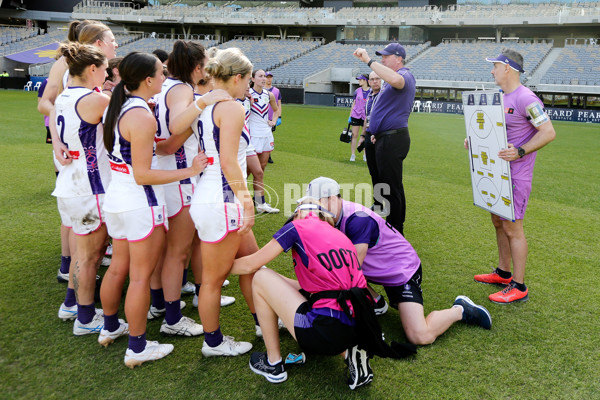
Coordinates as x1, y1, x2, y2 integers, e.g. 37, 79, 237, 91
64, 288, 76, 307
77, 303, 95, 324
204, 326, 223, 347
150, 288, 165, 309
164, 300, 182, 325
128, 333, 146, 353
104, 312, 120, 332
59, 256, 71, 274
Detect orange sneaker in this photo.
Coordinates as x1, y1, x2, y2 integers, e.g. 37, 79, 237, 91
489, 282, 529, 304
474, 269, 512, 287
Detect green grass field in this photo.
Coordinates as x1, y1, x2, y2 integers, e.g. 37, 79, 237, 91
0, 91, 598, 399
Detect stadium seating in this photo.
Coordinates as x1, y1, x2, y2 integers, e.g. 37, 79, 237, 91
539, 45, 600, 86
218, 38, 322, 72
269, 42, 430, 86
0, 26, 38, 46
407, 41, 552, 83
0, 30, 63, 56
115, 36, 219, 57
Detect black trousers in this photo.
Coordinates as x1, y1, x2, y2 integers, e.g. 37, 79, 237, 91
364, 133, 382, 209
374, 129, 410, 235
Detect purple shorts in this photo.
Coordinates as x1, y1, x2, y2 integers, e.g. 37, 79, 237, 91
503, 178, 532, 221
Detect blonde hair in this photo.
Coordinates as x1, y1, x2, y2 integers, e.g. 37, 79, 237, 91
77, 22, 111, 46
204, 48, 252, 82
292, 198, 335, 227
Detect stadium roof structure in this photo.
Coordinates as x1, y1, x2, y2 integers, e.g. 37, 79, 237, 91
71, 1, 600, 28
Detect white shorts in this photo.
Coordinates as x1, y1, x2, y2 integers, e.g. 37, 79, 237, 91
250, 135, 274, 154
105, 205, 168, 242
56, 197, 72, 227
246, 143, 257, 157
57, 194, 104, 236
189, 202, 242, 243
164, 183, 194, 218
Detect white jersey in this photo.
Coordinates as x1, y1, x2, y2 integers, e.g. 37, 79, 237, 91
52, 86, 110, 198
238, 97, 252, 138
248, 88, 272, 137
154, 78, 198, 186
62, 69, 69, 91
103, 96, 165, 213
191, 103, 248, 204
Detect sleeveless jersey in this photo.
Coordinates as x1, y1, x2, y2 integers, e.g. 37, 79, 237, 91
338, 200, 420, 286
350, 87, 370, 120
103, 96, 165, 213
52, 86, 110, 198
237, 97, 252, 140
291, 215, 367, 311
267, 86, 281, 120
153, 78, 197, 186
62, 68, 69, 92
247, 88, 271, 137
191, 103, 248, 205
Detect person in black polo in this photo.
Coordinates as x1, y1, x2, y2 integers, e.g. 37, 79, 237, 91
353, 43, 416, 235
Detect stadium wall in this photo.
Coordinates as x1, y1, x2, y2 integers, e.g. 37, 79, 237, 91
331, 94, 600, 123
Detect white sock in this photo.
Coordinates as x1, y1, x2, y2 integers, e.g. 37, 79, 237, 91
268, 357, 282, 366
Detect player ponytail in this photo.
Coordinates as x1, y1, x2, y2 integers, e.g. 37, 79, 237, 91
104, 52, 159, 152
58, 42, 106, 78
167, 40, 206, 86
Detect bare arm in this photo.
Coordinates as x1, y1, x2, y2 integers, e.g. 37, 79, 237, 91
155, 127, 194, 156
38, 57, 67, 116
498, 121, 556, 161
354, 243, 368, 266
169, 86, 233, 135
273, 97, 282, 120
215, 100, 255, 233
125, 109, 207, 185
267, 92, 279, 127
268, 91, 279, 113
166, 84, 194, 135
230, 239, 284, 275
353, 48, 405, 89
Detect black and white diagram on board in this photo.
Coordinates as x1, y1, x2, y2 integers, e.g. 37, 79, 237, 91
463, 90, 515, 222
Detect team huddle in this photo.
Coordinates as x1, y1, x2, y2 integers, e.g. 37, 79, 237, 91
38, 19, 555, 390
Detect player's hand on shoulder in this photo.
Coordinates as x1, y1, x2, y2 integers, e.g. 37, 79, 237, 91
102, 80, 117, 92
201, 89, 233, 106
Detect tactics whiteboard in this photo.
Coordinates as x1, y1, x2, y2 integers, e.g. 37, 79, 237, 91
462, 90, 515, 222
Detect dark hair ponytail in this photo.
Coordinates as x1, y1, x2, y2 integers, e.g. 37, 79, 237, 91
104, 81, 126, 152
104, 52, 159, 152
167, 40, 206, 85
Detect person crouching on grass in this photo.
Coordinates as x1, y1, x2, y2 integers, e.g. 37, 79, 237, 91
231, 198, 416, 389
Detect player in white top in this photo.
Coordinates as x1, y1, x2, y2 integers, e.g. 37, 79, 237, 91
50, 43, 111, 335
149, 41, 234, 335
188, 48, 257, 357
240, 84, 269, 216
248, 70, 279, 213
101, 52, 208, 367
38, 20, 117, 293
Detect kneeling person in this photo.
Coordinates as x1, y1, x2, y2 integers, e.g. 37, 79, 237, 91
232, 199, 408, 389
306, 177, 492, 345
